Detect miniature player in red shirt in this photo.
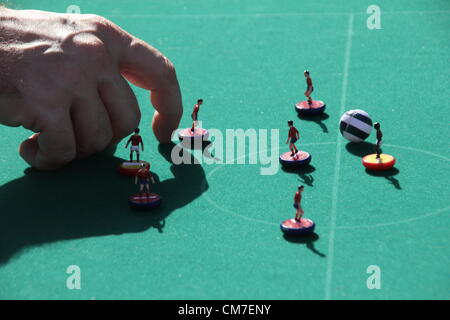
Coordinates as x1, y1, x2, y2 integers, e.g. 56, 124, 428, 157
135, 162, 155, 197
304, 70, 314, 106
191, 99, 204, 132
374, 122, 383, 159
294, 185, 305, 222
285, 120, 300, 157
125, 128, 144, 162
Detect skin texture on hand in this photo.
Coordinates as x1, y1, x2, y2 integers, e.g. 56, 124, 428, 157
0, 7, 182, 170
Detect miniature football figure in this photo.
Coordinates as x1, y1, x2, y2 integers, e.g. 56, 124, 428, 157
129, 163, 161, 209
280, 185, 315, 235
362, 122, 396, 171
295, 70, 326, 115
118, 128, 150, 176
304, 70, 314, 106
279, 121, 311, 167
135, 162, 155, 197
286, 120, 299, 157
294, 185, 305, 222
179, 99, 209, 142
374, 122, 383, 159
125, 128, 144, 163
191, 99, 203, 132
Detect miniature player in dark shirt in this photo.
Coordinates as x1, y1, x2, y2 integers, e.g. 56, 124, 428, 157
191, 99, 204, 132
285, 120, 300, 157
294, 185, 305, 222
125, 128, 144, 162
135, 163, 155, 197
374, 122, 383, 159
304, 70, 314, 106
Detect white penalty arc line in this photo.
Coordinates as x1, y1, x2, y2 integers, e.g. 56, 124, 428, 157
202, 141, 450, 229
383, 144, 450, 162
208, 141, 336, 167
200, 126, 450, 299
202, 141, 336, 226
336, 206, 450, 230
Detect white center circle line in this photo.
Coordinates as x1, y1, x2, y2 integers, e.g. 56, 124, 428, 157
202, 143, 450, 229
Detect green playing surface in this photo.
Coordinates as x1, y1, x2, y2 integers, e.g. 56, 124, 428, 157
0, 0, 449, 300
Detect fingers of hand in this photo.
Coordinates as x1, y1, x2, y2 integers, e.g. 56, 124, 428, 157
70, 92, 113, 159
77, 16, 182, 143
11, 13, 183, 168
118, 39, 183, 142
19, 112, 76, 170
98, 73, 141, 146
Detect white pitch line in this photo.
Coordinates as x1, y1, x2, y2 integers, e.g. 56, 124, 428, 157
201, 141, 337, 226
325, 13, 354, 301
106, 10, 450, 19
383, 144, 450, 162
107, 12, 349, 19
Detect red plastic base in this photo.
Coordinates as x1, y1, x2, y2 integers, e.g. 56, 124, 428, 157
178, 128, 209, 141
129, 193, 161, 209
118, 160, 150, 176
279, 151, 311, 167
295, 100, 326, 115
280, 218, 315, 235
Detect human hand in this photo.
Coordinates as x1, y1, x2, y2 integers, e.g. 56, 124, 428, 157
0, 8, 182, 170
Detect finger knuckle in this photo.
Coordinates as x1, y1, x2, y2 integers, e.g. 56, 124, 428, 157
160, 56, 177, 84
129, 40, 178, 86
70, 35, 112, 71
71, 34, 107, 57
84, 14, 113, 33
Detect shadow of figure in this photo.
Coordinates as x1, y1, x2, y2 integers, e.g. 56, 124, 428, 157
283, 232, 325, 257
345, 141, 376, 157
281, 165, 316, 187
200, 141, 221, 162
180, 139, 221, 162
297, 112, 330, 133
345, 142, 401, 190
365, 168, 401, 190
0, 143, 208, 265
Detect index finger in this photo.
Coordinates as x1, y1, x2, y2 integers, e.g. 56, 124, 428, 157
99, 22, 183, 143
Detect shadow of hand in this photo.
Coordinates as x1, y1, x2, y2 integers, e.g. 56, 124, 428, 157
0, 144, 208, 265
